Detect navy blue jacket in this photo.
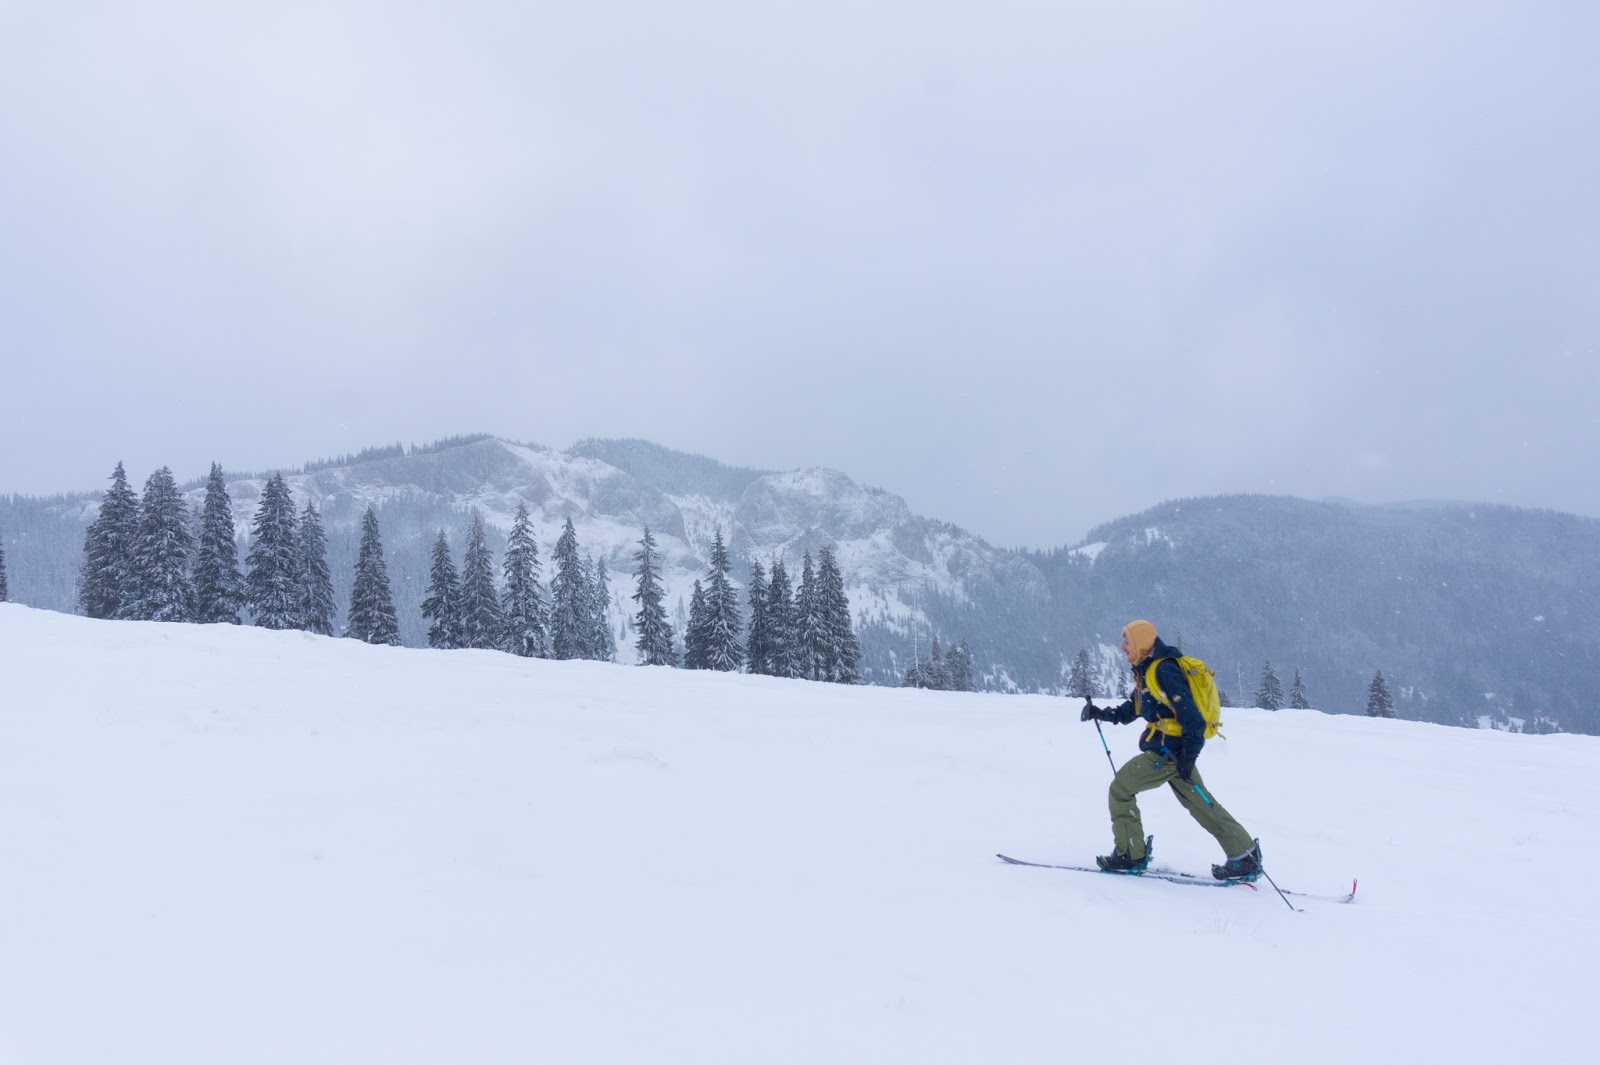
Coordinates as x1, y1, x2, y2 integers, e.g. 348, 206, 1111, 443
1103, 636, 1206, 768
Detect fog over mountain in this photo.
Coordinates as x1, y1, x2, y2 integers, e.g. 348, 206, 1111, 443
3, 435, 1595, 733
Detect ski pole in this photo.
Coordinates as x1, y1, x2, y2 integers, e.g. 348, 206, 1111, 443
1257, 864, 1300, 912
1086, 701, 1116, 775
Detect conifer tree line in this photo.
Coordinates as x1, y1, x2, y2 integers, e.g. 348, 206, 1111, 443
1060, 645, 1392, 718
422, 510, 613, 661
69, 462, 868, 686
1064, 647, 1328, 712
0, 525, 8, 602
413, 517, 865, 681
77, 462, 362, 642
716, 542, 862, 684
901, 634, 977, 692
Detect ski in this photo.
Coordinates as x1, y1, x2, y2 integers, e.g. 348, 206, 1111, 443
996, 853, 1253, 890
996, 853, 1358, 903
1281, 878, 1359, 904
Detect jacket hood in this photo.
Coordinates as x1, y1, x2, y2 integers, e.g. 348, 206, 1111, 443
1137, 635, 1183, 667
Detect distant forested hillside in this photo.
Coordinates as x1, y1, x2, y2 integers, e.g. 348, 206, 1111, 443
1024, 496, 1600, 733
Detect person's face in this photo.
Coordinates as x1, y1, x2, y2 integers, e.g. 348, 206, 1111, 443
1120, 635, 1132, 663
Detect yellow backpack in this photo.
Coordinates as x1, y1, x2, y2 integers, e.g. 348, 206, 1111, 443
1143, 655, 1225, 740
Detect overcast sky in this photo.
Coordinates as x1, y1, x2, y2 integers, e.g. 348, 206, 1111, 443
2, 2, 1596, 548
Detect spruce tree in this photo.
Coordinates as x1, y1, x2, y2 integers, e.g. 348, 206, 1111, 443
902, 648, 928, 688
122, 466, 195, 622
794, 550, 824, 680
926, 635, 950, 690
816, 546, 860, 683
597, 557, 618, 660
1366, 670, 1395, 718
1289, 669, 1311, 710
1067, 649, 1095, 699
632, 526, 676, 666
501, 502, 549, 658
298, 501, 336, 636
1255, 660, 1284, 711
701, 529, 744, 672
683, 579, 709, 670
584, 556, 616, 661
945, 641, 976, 692
458, 512, 505, 650
764, 558, 798, 678
244, 473, 302, 630
743, 558, 771, 675
192, 463, 244, 624
548, 517, 588, 660
79, 462, 140, 619
421, 530, 464, 649
346, 507, 400, 645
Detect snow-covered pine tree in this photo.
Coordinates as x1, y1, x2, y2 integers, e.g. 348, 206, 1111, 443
0, 526, 7, 601
79, 462, 140, 619
421, 530, 464, 649
1255, 660, 1284, 711
902, 649, 926, 688
548, 517, 588, 660
1067, 649, 1095, 699
192, 463, 244, 624
816, 546, 861, 683
743, 558, 771, 675
794, 550, 824, 680
298, 501, 336, 636
120, 466, 195, 622
1366, 670, 1395, 718
244, 473, 302, 630
764, 558, 798, 678
683, 579, 709, 669
501, 502, 548, 658
575, 555, 597, 658
1289, 669, 1311, 710
926, 635, 950, 691
944, 641, 976, 692
458, 512, 505, 650
346, 506, 400, 645
631, 526, 676, 666
701, 529, 744, 672
586, 555, 616, 661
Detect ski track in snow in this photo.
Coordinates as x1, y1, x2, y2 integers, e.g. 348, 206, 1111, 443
0, 603, 1594, 1065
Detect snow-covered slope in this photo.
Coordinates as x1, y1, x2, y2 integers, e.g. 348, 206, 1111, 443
0, 603, 1591, 1064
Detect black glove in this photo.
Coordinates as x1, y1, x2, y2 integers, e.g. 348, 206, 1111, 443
1175, 755, 1196, 784
1080, 703, 1103, 723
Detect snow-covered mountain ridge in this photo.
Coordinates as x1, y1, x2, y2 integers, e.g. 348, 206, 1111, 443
4, 437, 1599, 733
1, 436, 1040, 684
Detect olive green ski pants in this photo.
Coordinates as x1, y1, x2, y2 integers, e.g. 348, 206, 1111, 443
1109, 752, 1254, 862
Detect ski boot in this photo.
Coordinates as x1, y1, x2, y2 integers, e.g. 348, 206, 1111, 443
1096, 835, 1153, 874
1212, 839, 1263, 882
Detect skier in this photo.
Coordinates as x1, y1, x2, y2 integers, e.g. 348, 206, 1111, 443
1079, 620, 1263, 881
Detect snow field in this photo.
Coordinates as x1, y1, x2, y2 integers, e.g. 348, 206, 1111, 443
0, 603, 1594, 1065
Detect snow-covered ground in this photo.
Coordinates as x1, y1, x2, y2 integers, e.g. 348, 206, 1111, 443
0, 603, 1593, 1065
